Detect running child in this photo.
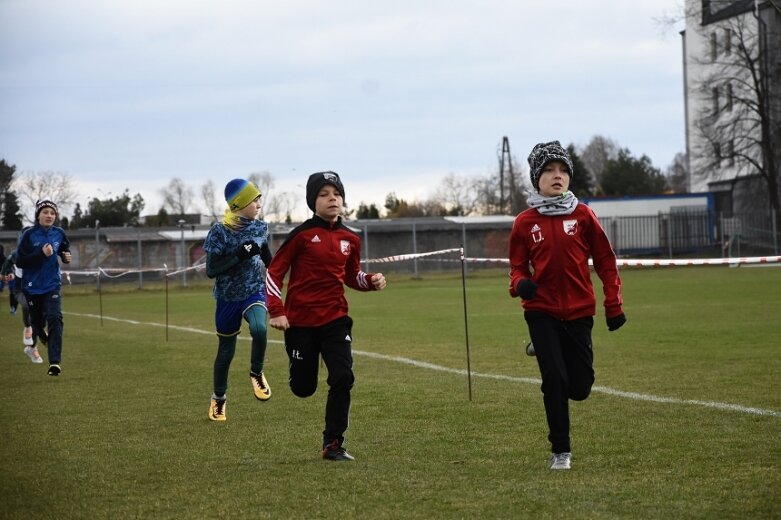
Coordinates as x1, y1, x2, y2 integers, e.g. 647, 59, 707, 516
508, 141, 626, 470
267, 171, 387, 461
203, 179, 273, 421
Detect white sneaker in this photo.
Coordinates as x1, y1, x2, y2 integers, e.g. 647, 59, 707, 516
23, 326, 34, 346
548, 452, 572, 470
24, 346, 44, 364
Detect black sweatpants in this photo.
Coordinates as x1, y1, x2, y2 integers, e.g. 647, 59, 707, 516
524, 311, 594, 454
284, 316, 355, 446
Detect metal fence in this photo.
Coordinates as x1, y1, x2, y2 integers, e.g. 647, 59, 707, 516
602, 209, 779, 259
1, 210, 777, 289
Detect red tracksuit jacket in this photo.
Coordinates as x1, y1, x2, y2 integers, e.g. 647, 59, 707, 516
266, 215, 378, 327
508, 203, 623, 321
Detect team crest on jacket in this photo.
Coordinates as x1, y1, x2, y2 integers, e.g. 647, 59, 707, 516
563, 219, 578, 236
340, 240, 350, 255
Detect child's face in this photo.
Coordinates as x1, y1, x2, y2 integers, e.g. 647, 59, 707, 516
238, 196, 262, 220
315, 184, 343, 222
538, 161, 571, 197
38, 207, 57, 227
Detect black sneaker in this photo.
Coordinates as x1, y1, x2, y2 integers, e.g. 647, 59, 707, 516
47, 364, 61, 376
322, 440, 355, 461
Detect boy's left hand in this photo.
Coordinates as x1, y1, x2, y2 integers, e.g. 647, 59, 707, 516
606, 313, 627, 331
371, 273, 386, 290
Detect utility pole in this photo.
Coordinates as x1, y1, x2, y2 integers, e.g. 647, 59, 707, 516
499, 136, 516, 214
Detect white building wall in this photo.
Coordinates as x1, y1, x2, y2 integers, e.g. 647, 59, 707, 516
682, 0, 758, 193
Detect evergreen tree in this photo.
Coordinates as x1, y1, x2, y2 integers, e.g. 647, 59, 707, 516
601, 148, 668, 196
566, 144, 596, 197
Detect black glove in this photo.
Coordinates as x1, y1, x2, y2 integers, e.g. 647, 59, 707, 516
516, 279, 538, 300
606, 313, 627, 331
236, 240, 261, 260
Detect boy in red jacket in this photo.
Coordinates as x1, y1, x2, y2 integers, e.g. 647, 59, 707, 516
267, 171, 386, 461
508, 141, 626, 470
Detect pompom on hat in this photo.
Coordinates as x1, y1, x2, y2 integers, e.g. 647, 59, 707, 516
527, 141, 574, 191
306, 171, 345, 212
224, 179, 261, 211
35, 198, 58, 220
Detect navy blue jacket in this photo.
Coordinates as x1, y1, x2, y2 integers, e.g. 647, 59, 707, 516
16, 225, 71, 295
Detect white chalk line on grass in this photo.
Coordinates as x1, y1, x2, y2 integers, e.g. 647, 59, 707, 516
67, 311, 780, 418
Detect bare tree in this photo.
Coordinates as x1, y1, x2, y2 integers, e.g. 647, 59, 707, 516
160, 177, 194, 219
200, 180, 221, 223
580, 135, 619, 195
434, 173, 479, 216
666, 152, 690, 193
248, 171, 274, 196
263, 190, 297, 223
248, 171, 284, 221
686, 1, 781, 222
14, 171, 78, 224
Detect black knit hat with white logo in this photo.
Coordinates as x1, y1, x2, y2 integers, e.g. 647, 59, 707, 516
527, 141, 574, 191
306, 171, 345, 212
35, 198, 58, 220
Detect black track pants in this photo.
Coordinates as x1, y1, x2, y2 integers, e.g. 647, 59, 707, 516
284, 316, 355, 445
524, 311, 594, 454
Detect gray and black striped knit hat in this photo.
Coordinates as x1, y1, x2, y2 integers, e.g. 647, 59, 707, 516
527, 141, 574, 191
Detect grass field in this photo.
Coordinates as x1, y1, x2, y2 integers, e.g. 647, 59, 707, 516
1, 266, 779, 519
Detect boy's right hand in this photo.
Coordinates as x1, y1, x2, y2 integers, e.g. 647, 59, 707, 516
236, 240, 261, 260
269, 316, 290, 331
516, 279, 538, 300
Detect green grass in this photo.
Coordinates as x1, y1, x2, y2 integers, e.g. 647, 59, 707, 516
1, 266, 779, 519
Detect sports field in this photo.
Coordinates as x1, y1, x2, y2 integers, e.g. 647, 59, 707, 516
1, 266, 779, 519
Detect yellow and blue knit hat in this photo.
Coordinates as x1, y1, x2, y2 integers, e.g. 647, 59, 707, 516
224, 179, 261, 211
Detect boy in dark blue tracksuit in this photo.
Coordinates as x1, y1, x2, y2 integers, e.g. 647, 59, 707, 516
15, 199, 71, 376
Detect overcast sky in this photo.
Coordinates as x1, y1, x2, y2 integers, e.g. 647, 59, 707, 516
1, 0, 685, 221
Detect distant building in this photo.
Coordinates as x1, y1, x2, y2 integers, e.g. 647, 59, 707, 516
681, 0, 781, 214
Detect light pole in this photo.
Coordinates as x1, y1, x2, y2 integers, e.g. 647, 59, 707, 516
178, 219, 187, 287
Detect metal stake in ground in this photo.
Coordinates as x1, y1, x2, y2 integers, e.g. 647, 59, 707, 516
164, 264, 169, 342
460, 245, 473, 401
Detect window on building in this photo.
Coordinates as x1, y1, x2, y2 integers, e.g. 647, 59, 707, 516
711, 32, 718, 61
712, 86, 720, 115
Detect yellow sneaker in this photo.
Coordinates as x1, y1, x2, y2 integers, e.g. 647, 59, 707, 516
208, 398, 226, 421
250, 371, 271, 401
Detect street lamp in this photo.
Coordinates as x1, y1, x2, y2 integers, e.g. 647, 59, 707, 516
178, 219, 187, 287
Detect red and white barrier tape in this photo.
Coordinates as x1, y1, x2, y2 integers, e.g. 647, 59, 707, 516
365, 248, 462, 263
456, 255, 781, 267
59, 253, 781, 282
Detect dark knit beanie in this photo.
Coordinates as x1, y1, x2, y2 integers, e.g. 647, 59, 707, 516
306, 171, 345, 212
35, 198, 58, 220
527, 141, 574, 191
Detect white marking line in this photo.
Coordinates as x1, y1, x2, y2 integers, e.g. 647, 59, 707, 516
67, 312, 780, 418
